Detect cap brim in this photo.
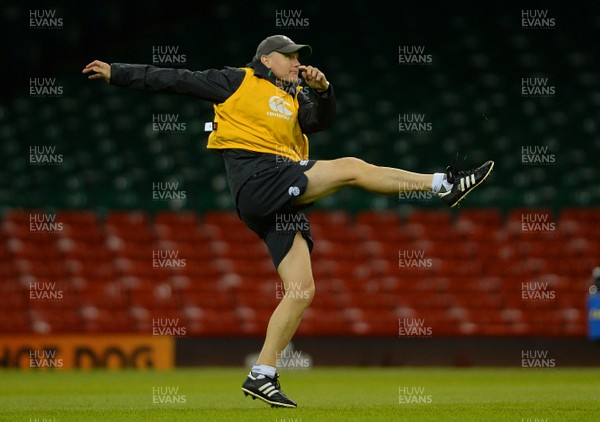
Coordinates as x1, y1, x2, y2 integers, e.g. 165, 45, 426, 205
275, 44, 312, 57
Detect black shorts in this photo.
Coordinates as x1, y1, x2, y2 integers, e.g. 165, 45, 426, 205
236, 160, 316, 269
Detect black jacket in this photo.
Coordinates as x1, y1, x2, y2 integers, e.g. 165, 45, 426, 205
109, 58, 336, 203
110, 58, 336, 134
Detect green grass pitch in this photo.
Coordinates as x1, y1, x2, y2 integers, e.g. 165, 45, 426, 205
0, 367, 598, 421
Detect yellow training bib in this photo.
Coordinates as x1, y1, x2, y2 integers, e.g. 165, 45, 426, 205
207, 68, 308, 161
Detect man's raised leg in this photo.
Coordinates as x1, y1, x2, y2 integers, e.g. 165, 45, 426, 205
294, 157, 434, 205
295, 157, 494, 208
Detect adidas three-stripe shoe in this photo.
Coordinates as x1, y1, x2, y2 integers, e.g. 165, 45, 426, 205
242, 372, 297, 408
438, 160, 494, 208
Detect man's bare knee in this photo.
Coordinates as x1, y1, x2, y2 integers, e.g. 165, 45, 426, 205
304, 282, 315, 303
298, 157, 373, 205
336, 157, 369, 186
283, 279, 315, 306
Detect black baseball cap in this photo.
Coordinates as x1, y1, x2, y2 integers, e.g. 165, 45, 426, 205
254, 35, 312, 59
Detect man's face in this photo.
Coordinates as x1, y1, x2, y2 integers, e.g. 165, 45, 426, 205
263, 51, 301, 83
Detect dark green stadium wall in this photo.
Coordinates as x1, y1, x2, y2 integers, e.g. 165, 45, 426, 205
1, 1, 599, 215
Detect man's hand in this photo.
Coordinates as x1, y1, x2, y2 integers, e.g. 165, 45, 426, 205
82, 60, 111, 83
298, 65, 329, 92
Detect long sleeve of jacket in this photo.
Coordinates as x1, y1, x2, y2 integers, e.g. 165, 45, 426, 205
297, 85, 336, 134
109, 62, 336, 134
109, 63, 244, 103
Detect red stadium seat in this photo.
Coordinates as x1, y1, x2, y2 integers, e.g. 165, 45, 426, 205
0, 312, 31, 333
406, 209, 453, 231
78, 282, 129, 309
455, 208, 503, 227
81, 308, 134, 333
307, 210, 351, 227
181, 288, 237, 311
185, 309, 240, 336
355, 210, 401, 226
29, 308, 82, 333
1, 208, 594, 338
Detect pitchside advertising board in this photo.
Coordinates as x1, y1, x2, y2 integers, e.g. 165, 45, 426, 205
0, 335, 174, 369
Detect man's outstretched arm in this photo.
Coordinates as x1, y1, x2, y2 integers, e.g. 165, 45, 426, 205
82, 60, 244, 103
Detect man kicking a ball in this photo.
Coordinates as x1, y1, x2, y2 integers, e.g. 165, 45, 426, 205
84, 34, 493, 408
